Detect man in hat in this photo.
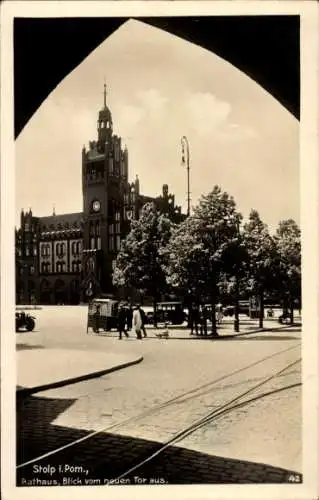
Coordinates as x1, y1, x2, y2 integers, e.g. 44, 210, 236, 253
117, 303, 129, 340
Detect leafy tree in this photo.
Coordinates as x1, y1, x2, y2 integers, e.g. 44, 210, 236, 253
242, 210, 279, 328
218, 230, 250, 331
274, 219, 301, 323
163, 186, 242, 335
112, 202, 173, 324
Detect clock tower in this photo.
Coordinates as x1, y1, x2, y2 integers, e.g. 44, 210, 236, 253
81, 84, 130, 299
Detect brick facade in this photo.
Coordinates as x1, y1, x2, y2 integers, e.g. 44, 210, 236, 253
15, 88, 185, 305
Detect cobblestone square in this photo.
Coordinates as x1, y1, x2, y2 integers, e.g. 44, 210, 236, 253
16, 306, 302, 485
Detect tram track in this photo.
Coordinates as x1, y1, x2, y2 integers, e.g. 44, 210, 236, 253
110, 358, 301, 483
17, 344, 301, 470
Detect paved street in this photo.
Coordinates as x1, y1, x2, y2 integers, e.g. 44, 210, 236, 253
16, 306, 302, 485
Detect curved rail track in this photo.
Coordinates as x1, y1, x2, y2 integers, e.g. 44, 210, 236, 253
17, 343, 301, 475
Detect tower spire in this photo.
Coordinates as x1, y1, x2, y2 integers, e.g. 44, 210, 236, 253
103, 80, 107, 108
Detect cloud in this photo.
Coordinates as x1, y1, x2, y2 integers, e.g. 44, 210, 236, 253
184, 92, 257, 141
114, 88, 169, 138
136, 89, 168, 119
115, 103, 145, 137
185, 92, 231, 137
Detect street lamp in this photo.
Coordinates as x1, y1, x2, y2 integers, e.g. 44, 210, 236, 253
234, 221, 241, 333
181, 136, 191, 217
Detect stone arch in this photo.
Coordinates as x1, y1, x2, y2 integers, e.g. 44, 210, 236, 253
40, 278, 52, 304
70, 279, 80, 305
54, 279, 67, 305
28, 280, 36, 305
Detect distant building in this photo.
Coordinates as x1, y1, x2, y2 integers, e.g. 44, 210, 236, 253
15, 86, 185, 305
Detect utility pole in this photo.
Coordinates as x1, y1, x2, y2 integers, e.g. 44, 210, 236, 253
181, 136, 190, 216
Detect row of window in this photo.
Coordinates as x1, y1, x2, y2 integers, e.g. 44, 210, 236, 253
109, 235, 121, 252
18, 265, 35, 276
40, 241, 82, 257
16, 247, 37, 257
89, 223, 101, 237
41, 261, 82, 274
108, 223, 120, 235
90, 237, 102, 250
87, 162, 126, 181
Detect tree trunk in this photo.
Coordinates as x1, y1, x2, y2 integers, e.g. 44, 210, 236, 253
259, 290, 264, 329
234, 276, 240, 333
282, 295, 289, 317
289, 296, 294, 324
211, 300, 217, 336
153, 296, 158, 328
210, 281, 218, 336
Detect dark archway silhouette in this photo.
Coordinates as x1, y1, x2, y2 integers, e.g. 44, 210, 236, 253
40, 279, 52, 305
14, 16, 299, 138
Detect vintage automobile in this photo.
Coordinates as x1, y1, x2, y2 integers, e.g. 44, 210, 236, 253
87, 298, 120, 333
152, 302, 187, 326
15, 311, 36, 332
221, 302, 250, 317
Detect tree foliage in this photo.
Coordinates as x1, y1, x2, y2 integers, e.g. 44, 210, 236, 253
112, 202, 173, 303
162, 186, 243, 333
242, 210, 279, 294
242, 210, 280, 327
274, 219, 301, 320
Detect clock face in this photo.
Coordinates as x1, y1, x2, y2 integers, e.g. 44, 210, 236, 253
92, 200, 101, 212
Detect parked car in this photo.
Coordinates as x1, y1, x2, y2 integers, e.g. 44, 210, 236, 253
222, 302, 250, 317
15, 311, 36, 332
146, 302, 187, 326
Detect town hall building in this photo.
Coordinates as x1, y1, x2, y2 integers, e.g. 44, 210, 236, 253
15, 86, 185, 305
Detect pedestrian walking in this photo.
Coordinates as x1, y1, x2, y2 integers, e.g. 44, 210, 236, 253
133, 305, 143, 339
216, 303, 223, 325
117, 303, 129, 340
200, 305, 208, 336
138, 305, 147, 338
126, 304, 133, 332
189, 303, 200, 335
93, 304, 101, 333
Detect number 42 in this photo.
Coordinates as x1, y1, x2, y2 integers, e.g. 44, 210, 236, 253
287, 474, 301, 483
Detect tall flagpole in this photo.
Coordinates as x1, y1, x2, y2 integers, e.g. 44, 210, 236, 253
181, 136, 190, 216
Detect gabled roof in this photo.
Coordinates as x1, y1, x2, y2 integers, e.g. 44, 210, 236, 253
39, 212, 83, 228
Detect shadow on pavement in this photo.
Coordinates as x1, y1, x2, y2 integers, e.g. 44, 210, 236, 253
16, 343, 45, 351
17, 393, 302, 485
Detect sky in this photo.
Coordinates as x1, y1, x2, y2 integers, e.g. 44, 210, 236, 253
15, 18, 299, 233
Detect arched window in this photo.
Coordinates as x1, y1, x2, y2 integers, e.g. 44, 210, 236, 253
72, 241, 76, 255
97, 237, 101, 250
61, 243, 65, 256
76, 241, 81, 254
120, 161, 125, 177
109, 158, 114, 175
109, 236, 114, 252
90, 238, 95, 250
116, 235, 121, 251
